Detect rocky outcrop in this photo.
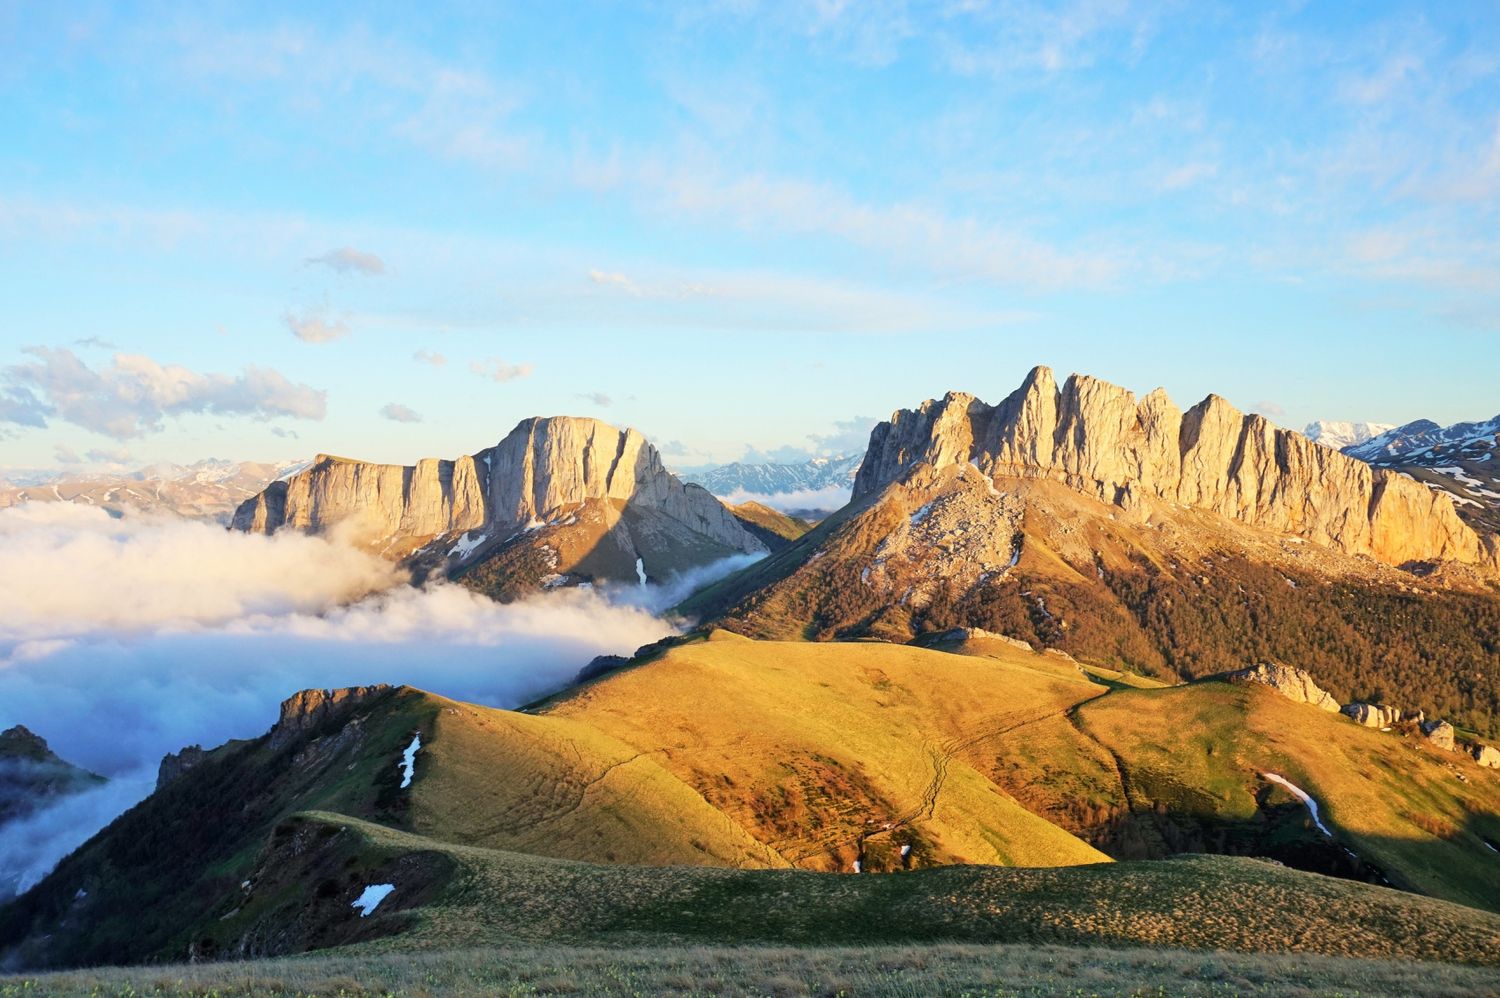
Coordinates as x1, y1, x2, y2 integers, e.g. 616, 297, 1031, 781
233, 417, 762, 564
1472, 743, 1500, 769
935, 627, 1036, 653
269, 685, 392, 751
852, 367, 1497, 573
1222, 663, 1341, 712
1421, 720, 1455, 751
156, 745, 207, 790
1341, 703, 1424, 728
0, 726, 105, 829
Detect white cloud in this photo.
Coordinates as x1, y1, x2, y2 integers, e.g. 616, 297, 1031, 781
380, 402, 423, 423
577, 392, 612, 407
283, 305, 351, 343
0, 347, 326, 440
413, 349, 447, 366
469, 357, 535, 383
306, 246, 386, 276
722, 484, 852, 514
0, 503, 396, 639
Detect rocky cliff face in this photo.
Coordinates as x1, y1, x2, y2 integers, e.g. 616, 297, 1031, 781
853, 367, 1497, 573
232, 417, 763, 570
156, 745, 207, 790
269, 685, 392, 751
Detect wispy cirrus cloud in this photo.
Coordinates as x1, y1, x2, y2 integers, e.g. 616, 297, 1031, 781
306, 246, 386, 276
0, 348, 325, 440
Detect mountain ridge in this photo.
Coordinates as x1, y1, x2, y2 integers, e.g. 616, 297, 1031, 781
853, 366, 1496, 573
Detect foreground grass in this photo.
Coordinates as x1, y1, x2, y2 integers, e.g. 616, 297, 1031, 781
5, 941, 1499, 998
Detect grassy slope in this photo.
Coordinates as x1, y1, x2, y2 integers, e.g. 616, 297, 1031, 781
88, 811, 1500, 963
404, 633, 1108, 872
9, 632, 1500, 976
729, 501, 813, 551
8, 807, 1500, 992
1074, 681, 1500, 912
0, 689, 441, 968
542, 631, 1110, 870
409, 692, 785, 868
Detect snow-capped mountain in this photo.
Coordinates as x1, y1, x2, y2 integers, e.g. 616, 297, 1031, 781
1344, 416, 1500, 463
1341, 415, 1500, 534
1303, 420, 1395, 452
0, 459, 308, 523
685, 454, 863, 514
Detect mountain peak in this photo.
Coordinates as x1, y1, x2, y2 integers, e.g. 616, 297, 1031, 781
0, 725, 50, 760
232, 415, 764, 587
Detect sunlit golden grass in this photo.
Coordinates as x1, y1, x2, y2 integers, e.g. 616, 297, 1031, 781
409, 632, 1112, 873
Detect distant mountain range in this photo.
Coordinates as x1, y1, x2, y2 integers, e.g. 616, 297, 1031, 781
0, 459, 307, 524
1339, 415, 1500, 534
683, 454, 862, 513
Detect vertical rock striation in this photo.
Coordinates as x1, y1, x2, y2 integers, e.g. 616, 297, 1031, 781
232, 417, 760, 559
853, 366, 1497, 572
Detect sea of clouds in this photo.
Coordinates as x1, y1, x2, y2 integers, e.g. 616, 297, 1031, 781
721, 483, 852, 514
0, 503, 754, 896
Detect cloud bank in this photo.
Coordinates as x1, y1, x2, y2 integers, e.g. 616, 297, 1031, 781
0, 504, 681, 894
723, 484, 852, 514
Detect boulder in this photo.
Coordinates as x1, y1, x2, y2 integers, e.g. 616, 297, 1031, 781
1223, 663, 1340, 712
1473, 743, 1500, 769
1420, 720, 1455, 751
1343, 702, 1399, 728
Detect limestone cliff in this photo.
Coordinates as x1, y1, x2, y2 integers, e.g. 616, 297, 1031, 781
234, 417, 758, 551
853, 367, 1497, 573
232, 416, 764, 584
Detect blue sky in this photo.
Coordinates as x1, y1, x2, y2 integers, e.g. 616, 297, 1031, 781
2, 1, 1499, 472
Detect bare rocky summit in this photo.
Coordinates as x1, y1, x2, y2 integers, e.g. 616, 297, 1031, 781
853, 367, 1497, 573
233, 416, 764, 591
269, 685, 393, 750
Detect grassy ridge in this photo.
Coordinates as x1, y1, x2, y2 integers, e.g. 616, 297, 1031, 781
127, 811, 1500, 963
8, 941, 1499, 997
